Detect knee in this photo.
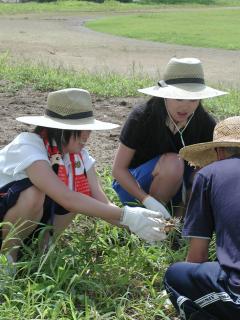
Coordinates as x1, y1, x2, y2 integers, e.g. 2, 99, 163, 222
20, 186, 45, 216
153, 153, 184, 181
164, 262, 185, 288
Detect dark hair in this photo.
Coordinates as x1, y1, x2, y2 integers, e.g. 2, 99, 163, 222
223, 146, 240, 156
34, 126, 81, 153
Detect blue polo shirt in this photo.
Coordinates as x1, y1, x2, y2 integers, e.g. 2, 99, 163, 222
183, 156, 240, 293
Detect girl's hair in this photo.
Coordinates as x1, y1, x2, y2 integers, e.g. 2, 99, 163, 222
34, 126, 81, 153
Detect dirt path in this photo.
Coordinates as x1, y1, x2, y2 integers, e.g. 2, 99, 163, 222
0, 11, 240, 87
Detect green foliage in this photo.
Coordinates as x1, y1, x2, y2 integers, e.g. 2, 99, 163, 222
0, 170, 185, 319
141, 0, 215, 3
0, 0, 240, 16
0, 54, 153, 97
87, 9, 240, 50
1, 54, 239, 119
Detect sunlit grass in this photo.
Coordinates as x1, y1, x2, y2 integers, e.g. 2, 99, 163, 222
0, 169, 185, 319
0, 55, 239, 319
0, 0, 240, 15
0, 54, 239, 117
87, 8, 240, 50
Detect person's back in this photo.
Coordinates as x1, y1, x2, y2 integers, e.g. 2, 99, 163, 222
192, 157, 240, 292
164, 117, 240, 320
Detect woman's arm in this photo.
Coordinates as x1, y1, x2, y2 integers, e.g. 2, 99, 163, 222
26, 160, 123, 221
87, 165, 110, 204
26, 160, 168, 242
112, 143, 148, 203
87, 165, 120, 225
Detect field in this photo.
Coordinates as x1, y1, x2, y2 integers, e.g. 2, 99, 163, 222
0, 1, 240, 319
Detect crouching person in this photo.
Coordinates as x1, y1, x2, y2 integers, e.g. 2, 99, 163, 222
0, 88, 168, 265
164, 116, 240, 320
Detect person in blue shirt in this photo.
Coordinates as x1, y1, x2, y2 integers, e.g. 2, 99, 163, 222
164, 116, 240, 320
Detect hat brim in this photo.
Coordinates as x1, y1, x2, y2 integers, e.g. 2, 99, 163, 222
138, 83, 227, 100
180, 140, 240, 168
16, 115, 119, 130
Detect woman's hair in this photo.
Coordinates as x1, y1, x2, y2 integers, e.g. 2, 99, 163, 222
34, 126, 81, 153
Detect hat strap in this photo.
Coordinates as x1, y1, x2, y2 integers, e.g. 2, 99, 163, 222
158, 77, 204, 87
45, 109, 93, 120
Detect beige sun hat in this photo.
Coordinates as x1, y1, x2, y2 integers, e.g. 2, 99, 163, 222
138, 57, 227, 100
179, 116, 240, 168
16, 88, 119, 130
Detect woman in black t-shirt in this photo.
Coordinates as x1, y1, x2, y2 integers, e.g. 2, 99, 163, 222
112, 57, 227, 217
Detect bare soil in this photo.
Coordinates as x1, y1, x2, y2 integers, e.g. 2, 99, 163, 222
0, 83, 141, 170
0, 11, 239, 168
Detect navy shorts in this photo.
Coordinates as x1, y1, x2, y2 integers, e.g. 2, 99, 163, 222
164, 261, 240, 320
0, 178, 69, 246
112, 156, 194, 206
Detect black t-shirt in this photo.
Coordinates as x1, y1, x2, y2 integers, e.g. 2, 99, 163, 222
120, 97, 216, 168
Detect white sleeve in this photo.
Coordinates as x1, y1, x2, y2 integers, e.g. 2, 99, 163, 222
81, 148, 96, 172
0, 132, 50, 181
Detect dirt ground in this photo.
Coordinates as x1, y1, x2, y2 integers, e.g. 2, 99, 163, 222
0, 10, 240, 168
0, 83, 141, 170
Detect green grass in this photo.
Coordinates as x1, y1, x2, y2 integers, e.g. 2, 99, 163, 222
0, 54, 153, 97
0, 54, 239, 118
0, 56, 239, 319
0, 0, 240, 15
0, 169, 185, 319
87, 8, 240, 50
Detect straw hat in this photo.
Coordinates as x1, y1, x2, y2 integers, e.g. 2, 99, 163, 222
180, 116, 240, 168
16, 88, 119, 130
138, 57, 227, 100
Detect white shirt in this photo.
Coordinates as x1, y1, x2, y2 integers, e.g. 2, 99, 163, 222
0, 132, 95, 188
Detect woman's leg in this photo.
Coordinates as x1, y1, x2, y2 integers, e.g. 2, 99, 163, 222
1, 186, 45, 261
150, 153, 184, 204
112, 156, 160, 206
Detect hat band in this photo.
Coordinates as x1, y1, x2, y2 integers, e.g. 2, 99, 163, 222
45, 109, 93, 120
158, 77, 205, 87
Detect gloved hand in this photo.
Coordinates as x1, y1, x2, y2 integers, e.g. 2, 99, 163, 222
142, 195, 171, 220
120, 206, 167, 242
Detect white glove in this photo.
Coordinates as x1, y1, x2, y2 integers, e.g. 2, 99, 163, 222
142, 196, 171, 220
120, 206, 167, 242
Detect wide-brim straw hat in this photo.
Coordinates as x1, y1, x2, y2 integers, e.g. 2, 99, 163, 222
138, 57, 227, 100
180, 116, 240, 168
16, 88, 119, 130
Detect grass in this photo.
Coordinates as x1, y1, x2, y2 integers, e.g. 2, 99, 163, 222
0, 2, 239, 318
0, 58, 229, 318
0, 0, 240, 15
0, 169, 185, 319
0, 54, 239, 118
0, 7, 239, 313
87, 8, 240, 50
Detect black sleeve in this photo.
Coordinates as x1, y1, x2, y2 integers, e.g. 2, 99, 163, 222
119, 105, 145, 149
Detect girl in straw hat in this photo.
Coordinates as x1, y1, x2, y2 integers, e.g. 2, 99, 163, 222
112, 57, 227, 217
0, 88, 167, 265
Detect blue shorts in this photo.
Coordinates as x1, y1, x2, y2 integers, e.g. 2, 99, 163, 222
0, 178, 69, 246
112, 156, 194, 206
164, 261, 240, 320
